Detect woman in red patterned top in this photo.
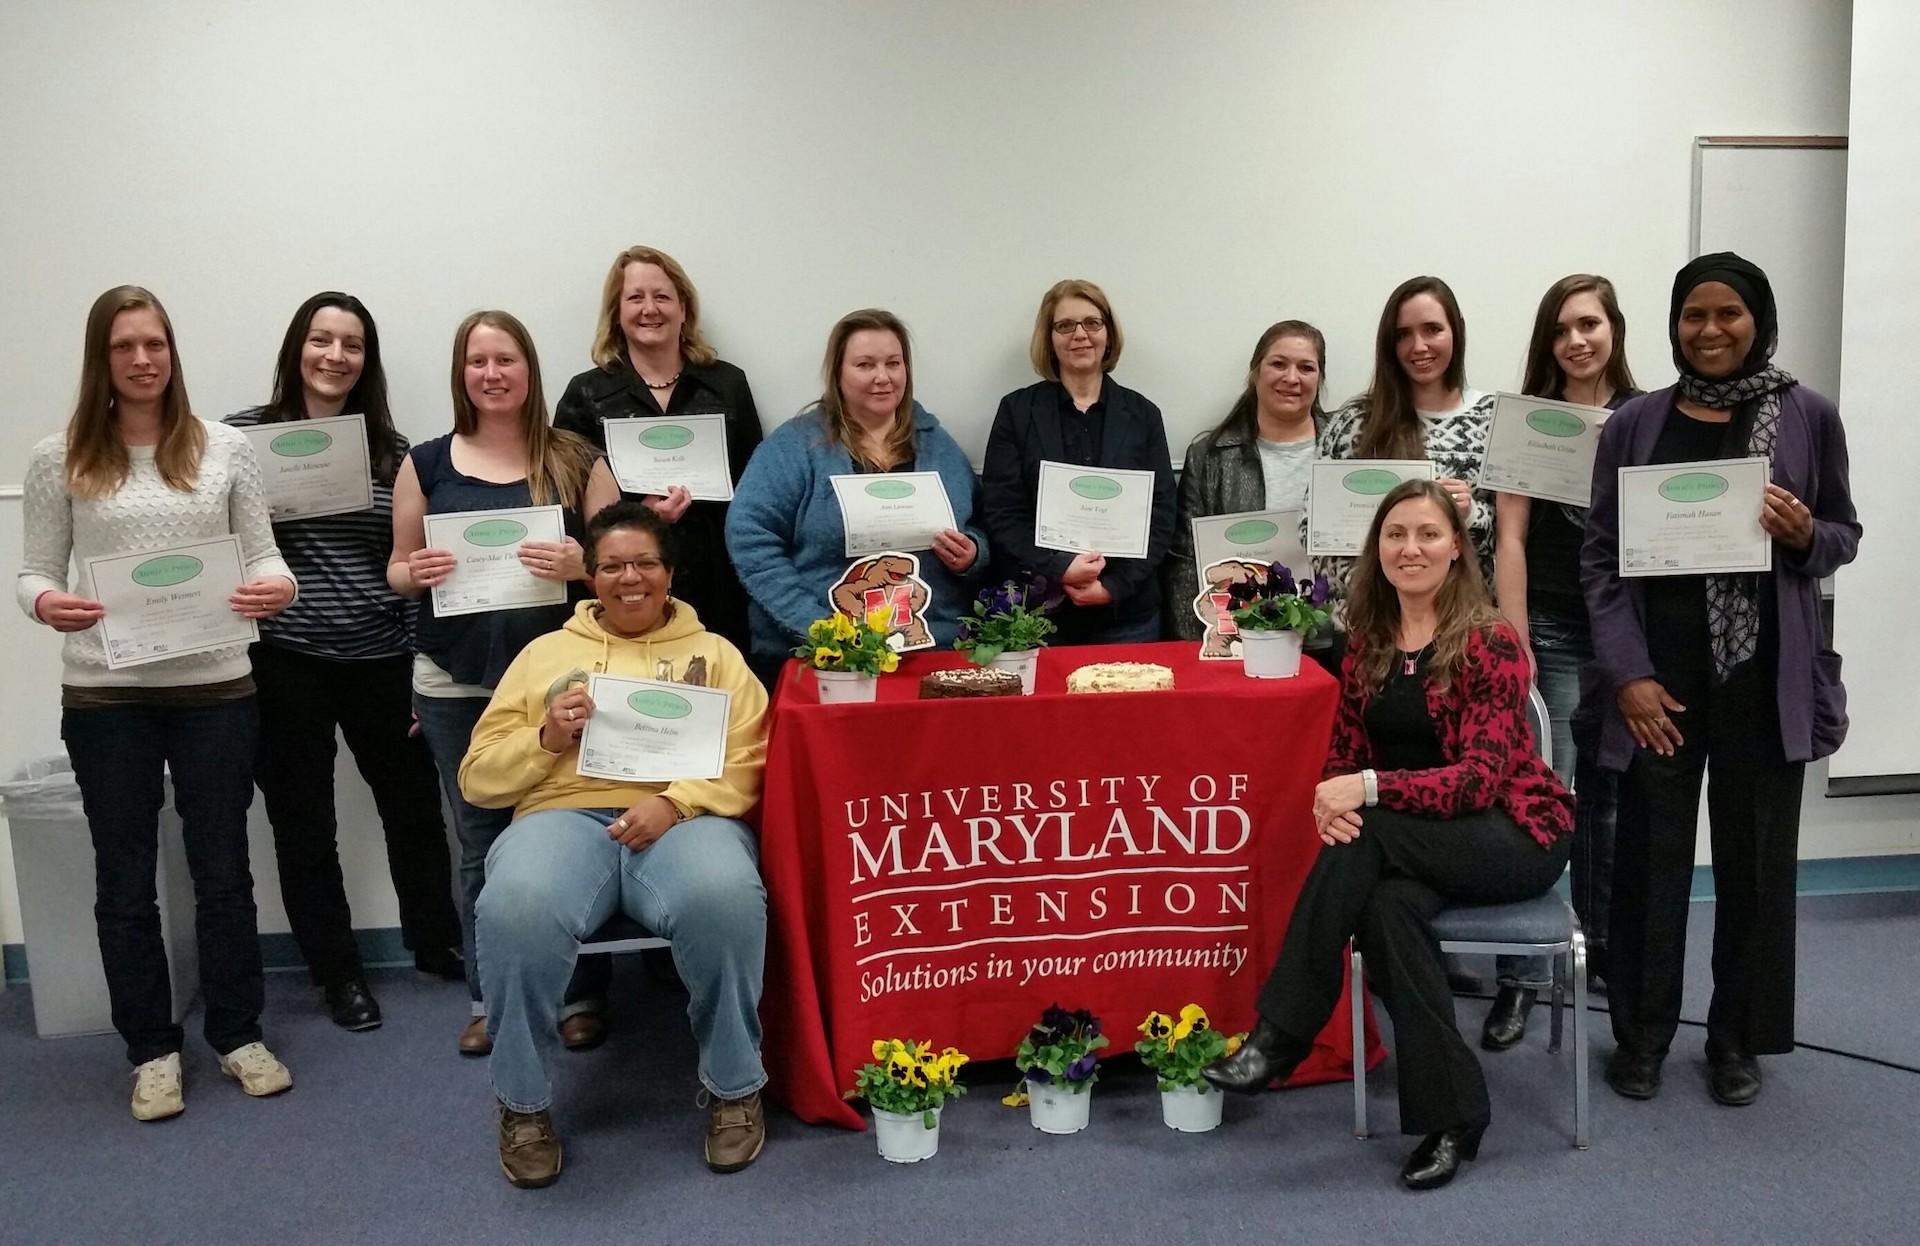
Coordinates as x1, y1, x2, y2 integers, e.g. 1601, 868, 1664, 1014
1205, 478, 1572, 1191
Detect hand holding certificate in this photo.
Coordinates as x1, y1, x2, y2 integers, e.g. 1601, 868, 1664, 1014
604, 413, 735, 501
1477, 392, 1611, 507
1617, 457, 1771, 577
241, 414, 375, 520
1306, 460, 1437, 555
830, 472, 957, 557
422, 505, 569, 616
1033, 460, 1156, 558
85, 535, 260, 669
577, 674, 732, 783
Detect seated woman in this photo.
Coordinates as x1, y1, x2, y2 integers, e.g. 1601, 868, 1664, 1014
1203, 479, 1573, 1191
458, 501, 771, 1188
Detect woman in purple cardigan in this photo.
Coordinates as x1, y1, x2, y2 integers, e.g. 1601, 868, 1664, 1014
1581, 252, 1859, 1108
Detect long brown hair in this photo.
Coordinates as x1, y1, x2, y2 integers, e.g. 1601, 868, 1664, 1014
449, 310, 594, 508
65, 285, 206, 499
1520, 274, 1638, 401
817, 308, 916, 472
1207, 319, 1327, 449
262, 291, 404, 485
1345, 478, 1501, 695
589, 245, 717, 369
1355, 276, 1467, 460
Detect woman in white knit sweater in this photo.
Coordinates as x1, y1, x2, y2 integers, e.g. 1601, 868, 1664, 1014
17, 286, 298, 1122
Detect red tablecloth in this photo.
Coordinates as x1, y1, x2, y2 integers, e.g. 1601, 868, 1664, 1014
758, 641, 1385, 1129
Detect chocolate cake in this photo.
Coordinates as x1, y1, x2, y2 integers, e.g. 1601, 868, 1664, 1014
919, 667, 1026, 699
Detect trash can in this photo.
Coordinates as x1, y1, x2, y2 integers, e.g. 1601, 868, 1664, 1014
0, 757, 199, 1038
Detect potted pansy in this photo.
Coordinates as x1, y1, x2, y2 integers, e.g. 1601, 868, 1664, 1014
1136, 1005, 1239, 1132
1011, 1004, 1108, 1134
845, 1038, 970, 1163
793, 607, 900, 703
952, 575, 1060, 694
1227, 562, 1332, 680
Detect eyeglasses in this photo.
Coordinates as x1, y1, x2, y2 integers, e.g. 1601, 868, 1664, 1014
595, 558, 666, 576
1050, 316, 1107, 337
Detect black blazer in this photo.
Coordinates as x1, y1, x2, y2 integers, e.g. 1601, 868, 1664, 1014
553, 358, 764, 650
980, 377, 1176, 637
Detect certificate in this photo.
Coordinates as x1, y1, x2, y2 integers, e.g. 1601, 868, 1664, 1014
1617, 458, 1772, 577
603, 413, 734, 501
1306, 460, 1436, 556
1190, 509, 1308, 591
1033, 460, 1156, 558
423, 505, 568, 617
830, 472, 957, 557
577, 674, 732, 783
85, 535, 258, 670
242, 414, 374, 520
1477, 392, 1611, 507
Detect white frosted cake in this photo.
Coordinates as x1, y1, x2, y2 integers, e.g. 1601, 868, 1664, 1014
1065, 662, 1175, 694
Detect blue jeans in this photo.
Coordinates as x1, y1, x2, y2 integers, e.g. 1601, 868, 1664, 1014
477, 809, 768, 1111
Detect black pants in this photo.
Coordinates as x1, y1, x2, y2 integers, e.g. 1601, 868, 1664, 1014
252, 645, 459, 986
63, 698, 266, 1065
1609, 661, 1803, 1058
1255, 806, 1570, 1134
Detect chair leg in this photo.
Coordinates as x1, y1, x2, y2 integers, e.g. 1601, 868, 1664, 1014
1572, 930, 1590, 1150
1350, 943, 1368, 1140
1548, 944, 1565, 1054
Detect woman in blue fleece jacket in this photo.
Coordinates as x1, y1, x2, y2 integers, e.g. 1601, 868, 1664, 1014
725, 308, 988, 681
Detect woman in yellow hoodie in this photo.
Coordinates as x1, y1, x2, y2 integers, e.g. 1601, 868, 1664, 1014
459, 500, 771, 1188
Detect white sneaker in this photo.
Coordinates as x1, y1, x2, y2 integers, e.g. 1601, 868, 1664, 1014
131, 1053, 184, 1121
218, 1042, 293, 1097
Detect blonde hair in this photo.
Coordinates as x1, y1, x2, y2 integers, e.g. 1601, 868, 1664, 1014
1029, 278, 1124, 380
817, 309, 916, 472
589, 246, 717, 369
1344, 479, 1501, 695
65, 285, 205, 499
450, 310, 595, 508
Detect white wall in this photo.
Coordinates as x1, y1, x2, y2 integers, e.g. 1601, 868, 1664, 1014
3, 0, 1893, 951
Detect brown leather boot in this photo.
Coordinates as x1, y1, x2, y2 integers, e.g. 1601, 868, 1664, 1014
498, 1105, 562, 1188
459, 1016, 492, 1057
703, 1090, 766, 1174
559, 1011, 607, 1051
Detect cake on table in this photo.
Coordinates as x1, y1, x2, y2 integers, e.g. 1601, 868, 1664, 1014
919, 667, 1026, 699
1064, 662, 1175, 694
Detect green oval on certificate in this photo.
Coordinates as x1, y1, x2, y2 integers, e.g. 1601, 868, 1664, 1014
865, 480, 916, 500
1525, 408, 1587, 437
1069, 475, 1122, 500
1342, 468, 1399, 495
464, 519, 528, 546
639, 425, 694, 450
1658, 472, 1729, 504
1224, 519, 1280, 544
269, 429, 333, 457
627, 689, 693, 720
132, 555, 204, 588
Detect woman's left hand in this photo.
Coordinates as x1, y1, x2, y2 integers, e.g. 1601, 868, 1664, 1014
1063, 578, 1112, 607
1312, 773, 1367, 831
608, 795, 680, 851
930, 529, 977, 574
520, 537, 586, 582
230, 576, 295, 620
1436, 477, 1473, 519
1319, 810, 1364, 846
1760, 483, 1815, 551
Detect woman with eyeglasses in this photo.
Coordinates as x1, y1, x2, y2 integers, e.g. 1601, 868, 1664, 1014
981, 279, 1176, 643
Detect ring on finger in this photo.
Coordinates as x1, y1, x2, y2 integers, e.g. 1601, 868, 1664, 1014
614, 819, 627, 830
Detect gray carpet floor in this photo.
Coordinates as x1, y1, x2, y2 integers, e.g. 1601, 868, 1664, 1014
2, 891, 1916, 1245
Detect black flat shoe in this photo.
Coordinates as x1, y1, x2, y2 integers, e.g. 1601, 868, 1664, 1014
1401, 1121, 1487, 1190
1201, 1019, 1308, 1095
414, 947, 465, 981
323, 979, 382, 1031
1707, 1046, 1762, 1106
1480, 986, 1536, 1051
1605, 1048, 1664, 1099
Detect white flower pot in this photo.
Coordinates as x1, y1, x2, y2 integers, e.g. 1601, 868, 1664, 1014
1026, 1080, 1092, 1134
988, 647, 1039, 694
1159, 1082, 1224, 1133
1239, 629, 1304, 679
814, 669, 879, 704
872, 1105, 941, 1163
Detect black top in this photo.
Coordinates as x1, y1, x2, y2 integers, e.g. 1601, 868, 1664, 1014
1641, 408, 1732, 678
1054, 382, 1108, 466
1524, 389, 1641, 622
553, 357, 763, 650
1364, 646, 1447, 770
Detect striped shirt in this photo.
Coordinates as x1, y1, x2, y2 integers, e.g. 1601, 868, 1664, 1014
224, 407, 412, 660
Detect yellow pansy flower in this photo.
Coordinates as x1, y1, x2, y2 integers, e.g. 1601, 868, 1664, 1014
809, 618, 837, 645
811, 645, 843, 670
865, 606, 894, 635
1139, 1011, 1175, 1041
1225, 1032, 1246, 1057
877, 649, 900, 674
1001, 1088, 1030, 1108
886, 1049, 925, 1088
831, 612, 859, 642
1173, 1003, 1210, 1041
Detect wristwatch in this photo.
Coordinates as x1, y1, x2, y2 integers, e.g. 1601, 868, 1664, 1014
1361, 769, 1379, 807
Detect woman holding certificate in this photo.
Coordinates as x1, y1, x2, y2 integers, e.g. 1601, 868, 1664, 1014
17, 285, 298, 1120
1584, 253, 1859, 1107
725, 308, 988, 684
1481, 275, 1641, 1049
1166, 320, 1326, 641
554, 245, 764, 652
388, 310, 621, 1055
1203, 479, 1572, 1190
226, 292, 461, 1033
459, 501, 771, 1187
981, 280, 1176, 644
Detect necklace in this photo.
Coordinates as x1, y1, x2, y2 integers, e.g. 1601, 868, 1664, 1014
641, 370, 682, 390
1399, 642, 1431, 676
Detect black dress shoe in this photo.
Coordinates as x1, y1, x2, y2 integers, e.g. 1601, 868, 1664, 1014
414, 947, 465, 981
1201, 1019, 1309, 1095
1401, 1120, 1487, 1190
1480, 986, 1537, 1051
323, 979, 383, 1031
1707, 1046, 1762, 1106
1604, 1048, 1664, 1099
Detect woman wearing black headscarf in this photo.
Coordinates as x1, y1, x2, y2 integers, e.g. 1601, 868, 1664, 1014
1582, 253, 1860, 1106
